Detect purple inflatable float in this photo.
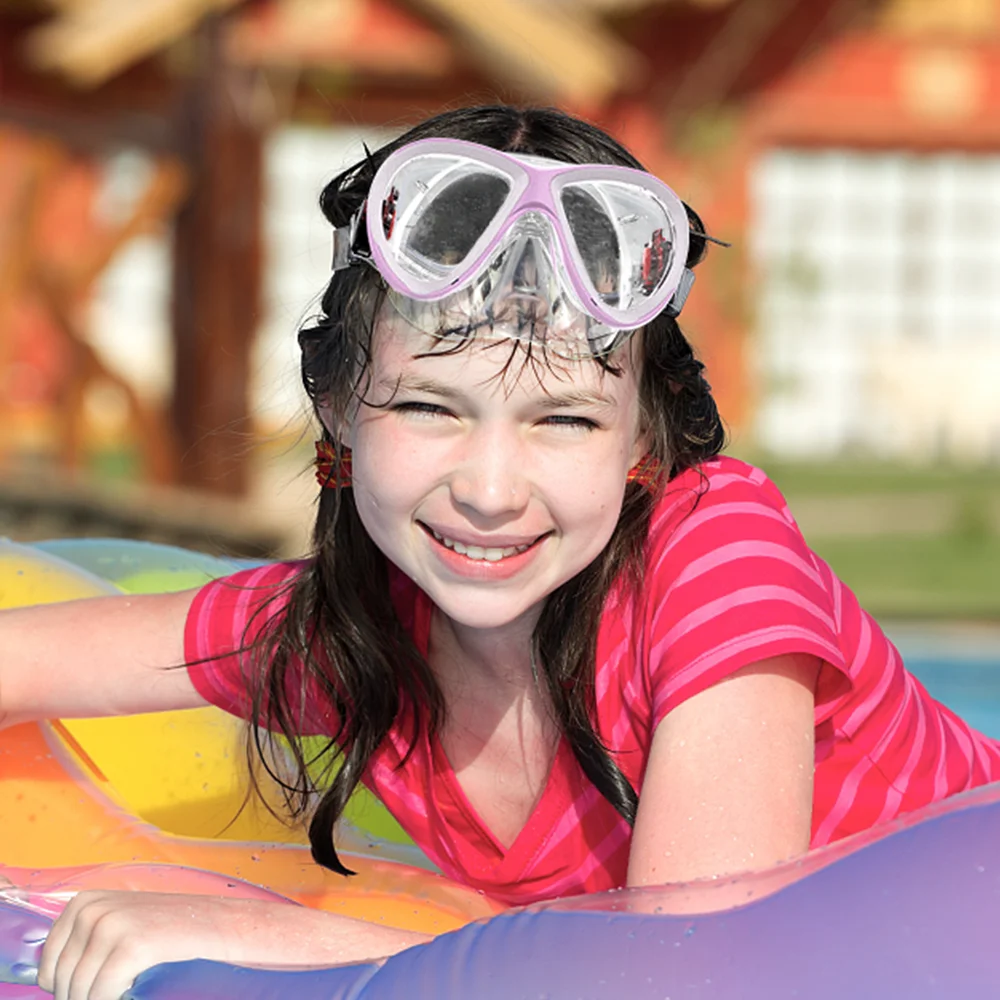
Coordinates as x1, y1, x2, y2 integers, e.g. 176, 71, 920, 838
3, 782, 999, 1000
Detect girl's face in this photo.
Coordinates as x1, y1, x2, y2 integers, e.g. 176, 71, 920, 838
343, 316, 648, 633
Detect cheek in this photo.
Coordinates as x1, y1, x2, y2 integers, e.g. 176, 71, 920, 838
544, 456, 628, 533
349, 423, 454, 540
352, 423, 422, 490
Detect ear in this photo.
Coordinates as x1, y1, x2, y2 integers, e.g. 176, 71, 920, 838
629, 422, 652, 469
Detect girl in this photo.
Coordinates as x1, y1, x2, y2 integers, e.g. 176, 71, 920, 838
3, 105, 999, 1000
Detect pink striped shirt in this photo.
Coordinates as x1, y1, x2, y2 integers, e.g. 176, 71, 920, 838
185, 456, 1000, 904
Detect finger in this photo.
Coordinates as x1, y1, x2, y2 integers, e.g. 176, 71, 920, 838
87, 948, 141, 1000
52, 923, 99, 1000
64, 941, 111, 1000
50, 900, 112, 1000
38, 892, 90, 994
60, 909, 139, 1000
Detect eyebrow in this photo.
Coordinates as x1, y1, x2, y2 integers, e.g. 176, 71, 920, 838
383, 375, 618, 410
535, 388, 619, 410
379, 375, 465, 401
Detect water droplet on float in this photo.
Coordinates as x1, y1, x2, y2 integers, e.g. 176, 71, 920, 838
976, 865, 986, 873
9, 963, 37, 985
684, 925, 695, 938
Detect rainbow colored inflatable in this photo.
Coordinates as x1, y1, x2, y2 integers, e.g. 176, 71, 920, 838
1, 537, 999, 999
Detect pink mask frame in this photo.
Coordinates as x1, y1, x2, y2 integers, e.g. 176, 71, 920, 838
333, 138, 697, 329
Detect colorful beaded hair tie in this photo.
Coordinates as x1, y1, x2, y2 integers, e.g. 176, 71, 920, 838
315, 441, 662, 492
315, 439, 352, 488
625, 454, 664, 491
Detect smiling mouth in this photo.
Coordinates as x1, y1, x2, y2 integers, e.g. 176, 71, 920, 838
420, 524, 547, 562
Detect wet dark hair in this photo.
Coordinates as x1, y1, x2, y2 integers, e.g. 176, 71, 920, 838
246, 105, 725, 876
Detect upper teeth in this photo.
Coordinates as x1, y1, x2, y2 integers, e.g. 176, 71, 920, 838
429, 528, 532, 561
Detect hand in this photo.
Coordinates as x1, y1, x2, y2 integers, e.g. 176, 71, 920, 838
37, 888, 432, 1000
37, 890, 307, 1000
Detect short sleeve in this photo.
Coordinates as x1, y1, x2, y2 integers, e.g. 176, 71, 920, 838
184, 560, 336, 735
643, 460, 852, 728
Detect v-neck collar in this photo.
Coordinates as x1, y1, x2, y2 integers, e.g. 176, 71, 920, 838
410, 586, 573, 872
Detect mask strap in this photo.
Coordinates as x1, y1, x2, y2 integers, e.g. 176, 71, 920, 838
331, 224, 353, 271
665, 268, 695, 318
331, 206, 370, 272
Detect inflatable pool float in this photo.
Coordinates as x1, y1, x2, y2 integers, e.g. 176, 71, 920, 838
1, 538, 999, 998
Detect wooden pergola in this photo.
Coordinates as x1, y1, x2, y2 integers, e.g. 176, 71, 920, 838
0, 0, 876, 504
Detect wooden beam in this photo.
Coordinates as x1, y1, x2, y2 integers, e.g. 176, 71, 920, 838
879, 0, 999, 37
62, 157, 188, 294
661, 0, 802, 120
583, 0, 735, 7
225, 0, 456, 79
0, 24, 178, 151
0, 130, 181, 484
170, 17, 260, 496
411, 0, 643, 109
0, 134, 62, 439
0, 101, 176, 154
25, 0, 245, 87
32, 265, 179, 484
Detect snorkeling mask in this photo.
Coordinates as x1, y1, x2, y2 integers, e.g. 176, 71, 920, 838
332, 138, 713, 359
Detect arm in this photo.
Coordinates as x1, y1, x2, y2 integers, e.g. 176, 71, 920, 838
627, 653, 819, 906
37, 891, 431, 1000
0, 590, 208, 728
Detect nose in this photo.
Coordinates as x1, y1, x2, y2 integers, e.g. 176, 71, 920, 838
448, 425, 530, 519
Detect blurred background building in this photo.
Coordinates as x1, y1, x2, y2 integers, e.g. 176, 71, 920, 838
1, 0, 999, 616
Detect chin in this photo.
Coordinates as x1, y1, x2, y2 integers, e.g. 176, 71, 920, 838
430, 588, 543, 631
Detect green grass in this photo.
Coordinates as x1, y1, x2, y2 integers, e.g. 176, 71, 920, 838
757, 458, 1000, 498
749, 457, 1000, 621
809, 534, 1000, 621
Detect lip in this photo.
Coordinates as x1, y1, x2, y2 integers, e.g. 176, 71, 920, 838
419, 522, 545, 550
419, 522, 550, 581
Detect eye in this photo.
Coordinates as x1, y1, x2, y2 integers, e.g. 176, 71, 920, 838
540, 414, 599, 431
393, 401, 453, 418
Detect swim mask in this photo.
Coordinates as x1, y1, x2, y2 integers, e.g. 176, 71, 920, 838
332, 137, 706, 359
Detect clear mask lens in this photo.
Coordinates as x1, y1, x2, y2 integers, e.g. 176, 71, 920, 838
385, 213, 634, 360
557, 178, 678, 319
384, 157, 513, 282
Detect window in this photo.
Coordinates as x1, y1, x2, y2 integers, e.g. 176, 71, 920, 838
751, 149, 1000, 461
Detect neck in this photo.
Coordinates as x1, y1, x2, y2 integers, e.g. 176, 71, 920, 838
429, 607, 541, 691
